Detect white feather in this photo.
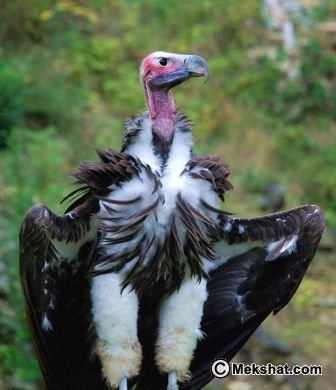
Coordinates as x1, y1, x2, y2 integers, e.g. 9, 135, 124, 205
124, 116, 161, 171
203, 241, 263, 273
91, 273, 141, 385
156, 277, 208, 378
91, 273, 139, 343
42, 314, 53, 332
266, 234, 298, 261
51, 219, 97, 262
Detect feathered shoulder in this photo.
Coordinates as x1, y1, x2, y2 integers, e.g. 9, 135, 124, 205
183, 155, 234, 201
71, 149, 142, 194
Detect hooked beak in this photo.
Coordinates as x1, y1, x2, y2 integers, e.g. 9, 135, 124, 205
149, 54, 209, 90
185, 55, 209, 82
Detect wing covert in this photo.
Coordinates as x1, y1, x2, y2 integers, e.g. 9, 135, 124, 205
184, 205, 324, 389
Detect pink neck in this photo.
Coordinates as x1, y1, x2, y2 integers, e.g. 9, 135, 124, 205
144, 84, 176, 139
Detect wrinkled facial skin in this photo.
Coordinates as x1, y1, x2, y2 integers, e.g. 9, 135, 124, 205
140, 51, 209, 139
141, 52, 209, 91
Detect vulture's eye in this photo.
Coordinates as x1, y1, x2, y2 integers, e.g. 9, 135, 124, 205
159, 58, 168, 67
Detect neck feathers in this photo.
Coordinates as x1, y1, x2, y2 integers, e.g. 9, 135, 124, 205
121, 112, 193, 172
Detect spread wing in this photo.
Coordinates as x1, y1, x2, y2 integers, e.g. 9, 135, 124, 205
19, 198, 108, 389
184, 205, 324, 389
19, 148, 145, 389
20, 150, 155, 390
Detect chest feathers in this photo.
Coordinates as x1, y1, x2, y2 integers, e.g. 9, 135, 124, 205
74, 113, 233, 297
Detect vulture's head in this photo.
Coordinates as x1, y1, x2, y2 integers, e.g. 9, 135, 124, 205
140, 51, 209, 139
141, 51, 209, 90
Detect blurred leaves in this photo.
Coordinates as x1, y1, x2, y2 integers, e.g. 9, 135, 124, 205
0, 127, 70, 385
0, 0, 336, 387
2, 127, 71, 219
0, 60, 26, 146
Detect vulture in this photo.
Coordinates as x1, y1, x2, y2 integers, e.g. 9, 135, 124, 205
20, 52, 324, 390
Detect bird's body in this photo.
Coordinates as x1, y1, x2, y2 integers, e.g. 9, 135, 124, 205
88, 112, 232, 293
20, 52, 324, 390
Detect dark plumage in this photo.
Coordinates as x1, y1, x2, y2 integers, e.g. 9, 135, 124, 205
20, 51, 324, 390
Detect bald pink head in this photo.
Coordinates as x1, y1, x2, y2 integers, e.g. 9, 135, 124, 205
140, 51, 209, 139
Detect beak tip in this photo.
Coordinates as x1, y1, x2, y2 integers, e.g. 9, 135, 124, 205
186, 55, 209, 84
204, 72, 209, 84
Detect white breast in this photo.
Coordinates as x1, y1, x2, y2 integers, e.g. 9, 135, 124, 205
96, 122, 219, 276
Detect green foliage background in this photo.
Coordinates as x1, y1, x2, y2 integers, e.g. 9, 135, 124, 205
0, 1, 335, 388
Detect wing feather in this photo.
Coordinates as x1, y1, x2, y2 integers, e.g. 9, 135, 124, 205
19, 201, 107, 389
184, 205, 324, 389
20, 148, 149, 388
